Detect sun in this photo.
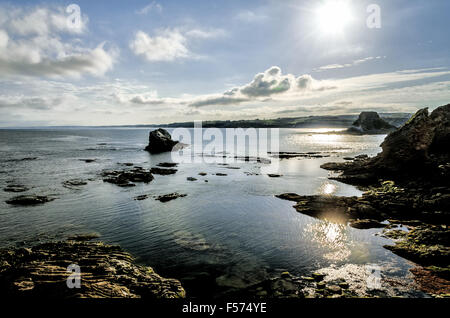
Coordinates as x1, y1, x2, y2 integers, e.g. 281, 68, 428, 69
316, 0, 354, 35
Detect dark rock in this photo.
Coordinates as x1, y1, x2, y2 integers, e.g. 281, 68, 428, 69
6, 195, 55, 206
215, 173, 227, 176
0, 241, 185, 298
186, 177, 197, 181
102, 167, 154, 186
155, 193, 187, 202
349, 219, 386, 229
150, 167, 177, 175
80, 159, 96, 163
268, 174, 282, 178
198, 172, 207, 176
157, 162, 178, 168
347, 111, 396, 134
145, 128, 179, 154
134, 194, 151, 201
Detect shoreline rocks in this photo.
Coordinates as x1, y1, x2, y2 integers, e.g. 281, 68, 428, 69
0, 240, 185, 298
102, 167, 154, 187
6, 195, 55, 206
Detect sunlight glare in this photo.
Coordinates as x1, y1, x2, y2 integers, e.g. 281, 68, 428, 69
316, 0, 354, 35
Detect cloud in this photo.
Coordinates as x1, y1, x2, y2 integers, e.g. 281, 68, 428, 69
235, 10, 268, 23
315, 56, 386, 72
0, 5, 116, 78
130, 29, 190, 62
188, 66, 332, 107
136, 2, 162, 15
185, 28, 227, 39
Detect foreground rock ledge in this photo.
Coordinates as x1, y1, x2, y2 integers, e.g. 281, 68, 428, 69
0, 240, 185, 298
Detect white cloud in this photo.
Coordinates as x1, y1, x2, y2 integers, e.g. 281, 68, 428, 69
315, 56, 386, 72
235, 10, 268, 23
0, 6, 115, 78
130, 29, 190, 62
185, 28, 227, 39
136, 2, 163, 15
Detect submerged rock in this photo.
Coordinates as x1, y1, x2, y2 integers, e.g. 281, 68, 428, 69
102, 167, 154, 187
62, 179, 88, 189
150, 167, 177, 175
157, 162, 178, 168
145, 128, 179, 154
6, 195, 55, 206
3, 184, 29, 193
349, 219, 386, 229
0, 240, 185, 298
155, 193, 187, 202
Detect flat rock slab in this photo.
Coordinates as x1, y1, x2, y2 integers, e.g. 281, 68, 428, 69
0, 241, 185, 298
150, 167, 178, 175
6, 195, 55, 206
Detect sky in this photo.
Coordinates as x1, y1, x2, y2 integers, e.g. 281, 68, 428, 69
0, 0, 449, 126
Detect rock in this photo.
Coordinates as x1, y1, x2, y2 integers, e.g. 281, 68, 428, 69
6, 195, 55, 206
198, 172, 207, 176
145, 128, 179, 154
3, 184, 29, 193
215, 173, 227, 176
150, 167, 177, 175
0, 241, 185, 298
327, 285, 342, 294
384, 225, 450, 266
157, 162, 178, 168
155, 193, 187, 202
349, 219, 386, 229
347, 111, 396, 134
312, 272, 326, 281
134, 194, 151, 201
268, 174, 282, 178
102, 167, 154, 187
67, 233, 100, 241
186, 177, 197, 181
281, 271, 291, 278
80, 159, 96, 163
62, 179, 87, 189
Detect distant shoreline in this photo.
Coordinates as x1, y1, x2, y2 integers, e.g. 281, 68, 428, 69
0, 112, 411, 129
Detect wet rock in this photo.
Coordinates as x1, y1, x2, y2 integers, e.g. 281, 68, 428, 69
312, 272, 326, 281
134, 194, 151, 201
80, 159, 96, 163
145, 128, 179, 154
349, 219, 386, 229
198, 172, 207, 176
3, 184, 29, 193
102, 167, 154, 186
150, 167, 177, 175
186, 177, 197, 181
267, 174, 282, 178
0, 241, 185, 298
327, 285, 342, 294
157, 162, 178, 168
215, 173, 227, 176
62, 179, 87, 189
155, 193, 187, 202
384, 225, 450, 266
6, 195, 55, 206
381, 229, 408, 240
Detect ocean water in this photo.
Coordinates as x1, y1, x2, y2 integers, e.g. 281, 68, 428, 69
0, 128, 424, 296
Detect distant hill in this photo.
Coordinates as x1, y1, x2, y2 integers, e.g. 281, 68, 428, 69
135, 113, 412, 129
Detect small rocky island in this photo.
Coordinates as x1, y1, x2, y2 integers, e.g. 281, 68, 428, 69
145, 128, 180, 154
346, 111, 397, 134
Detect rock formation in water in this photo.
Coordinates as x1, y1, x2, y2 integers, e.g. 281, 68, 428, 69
346, 111, 397, 135
322, 104, 450, 184
145, 128, 179, 154
0, 240, 185, 298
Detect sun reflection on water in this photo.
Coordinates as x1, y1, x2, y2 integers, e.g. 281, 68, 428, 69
306, 221, 352, 261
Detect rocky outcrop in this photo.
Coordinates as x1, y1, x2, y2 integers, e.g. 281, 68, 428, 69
145, 128, 179, 154
155, 193, 187, 202
346, 111, 397, 134
322, 104, 450, 184
102, 167, 154, 187
0, 240, 185, 298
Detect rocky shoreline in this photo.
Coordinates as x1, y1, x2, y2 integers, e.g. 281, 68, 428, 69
0, 239, 185, 298
277, 104, 450, 296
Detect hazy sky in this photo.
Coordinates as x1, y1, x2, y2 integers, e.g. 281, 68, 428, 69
0, 0, 449, 126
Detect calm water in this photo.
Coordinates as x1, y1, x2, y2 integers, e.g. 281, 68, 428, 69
0, 128, 423, 296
